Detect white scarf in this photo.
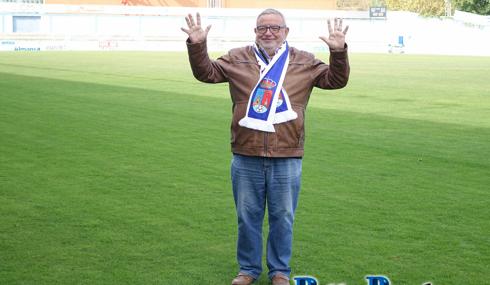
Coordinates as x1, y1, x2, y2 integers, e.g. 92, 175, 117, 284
238, 41, 297, 132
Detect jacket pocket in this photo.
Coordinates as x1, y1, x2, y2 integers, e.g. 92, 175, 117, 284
274, 105, 305, 149
230, 102, 264, 147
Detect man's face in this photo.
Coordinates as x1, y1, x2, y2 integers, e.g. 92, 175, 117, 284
255, 14, 289, 52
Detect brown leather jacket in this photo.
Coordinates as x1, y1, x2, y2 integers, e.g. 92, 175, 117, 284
187, 40, 350, 157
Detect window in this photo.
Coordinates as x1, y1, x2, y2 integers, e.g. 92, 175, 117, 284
13, 16, 41, 33
207, 0, 222, 8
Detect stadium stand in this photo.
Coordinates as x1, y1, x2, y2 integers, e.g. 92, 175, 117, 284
0, 1, 489, 55
46, 0, 200, 6
40, 0, 337, 9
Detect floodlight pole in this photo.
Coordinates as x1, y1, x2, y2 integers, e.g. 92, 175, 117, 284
445, 0, 452, 17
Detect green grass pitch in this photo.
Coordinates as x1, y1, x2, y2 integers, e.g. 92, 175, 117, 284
0, 51, 489, 285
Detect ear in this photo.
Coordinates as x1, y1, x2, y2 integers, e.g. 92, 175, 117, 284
285, 27, 289, 37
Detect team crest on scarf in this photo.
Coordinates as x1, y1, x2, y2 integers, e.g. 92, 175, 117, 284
252, 78, 276, 113
239, 41, 297, 132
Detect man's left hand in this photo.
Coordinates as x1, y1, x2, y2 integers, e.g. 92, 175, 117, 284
319, 18, 349, 51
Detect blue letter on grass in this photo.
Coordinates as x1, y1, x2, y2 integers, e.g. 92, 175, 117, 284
366, 276, 391, 285
294, 276, 318, 285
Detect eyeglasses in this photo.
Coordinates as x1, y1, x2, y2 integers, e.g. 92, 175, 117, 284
255, 25, 286, 34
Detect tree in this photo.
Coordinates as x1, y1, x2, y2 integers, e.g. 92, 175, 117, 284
453, 0, 490, 15
384, 0, 446, 16
383, 0, 490, 15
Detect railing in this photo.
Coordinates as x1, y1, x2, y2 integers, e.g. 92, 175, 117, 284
453, 10, 490, 27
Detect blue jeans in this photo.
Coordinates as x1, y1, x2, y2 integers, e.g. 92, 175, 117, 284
231, 154, 302, 280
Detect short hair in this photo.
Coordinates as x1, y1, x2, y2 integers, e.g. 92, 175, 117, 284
257, 8, 286, 26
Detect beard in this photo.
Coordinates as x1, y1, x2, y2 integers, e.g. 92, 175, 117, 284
257, 39, 283, 55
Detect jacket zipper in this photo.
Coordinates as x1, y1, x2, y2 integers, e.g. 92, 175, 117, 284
264, 132, 269, 157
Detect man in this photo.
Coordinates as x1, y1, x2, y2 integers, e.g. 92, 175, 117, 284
181, 8, 349, 285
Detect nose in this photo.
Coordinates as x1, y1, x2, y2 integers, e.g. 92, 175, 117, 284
263, 27, 274, 36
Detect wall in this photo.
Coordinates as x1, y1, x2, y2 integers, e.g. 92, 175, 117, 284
44, 0, 336, 9
45, 0, 204, 7
1, 3, 489, 56
224, 0, 336, 9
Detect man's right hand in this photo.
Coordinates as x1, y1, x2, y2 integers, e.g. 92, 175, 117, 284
181, 12, 211, 43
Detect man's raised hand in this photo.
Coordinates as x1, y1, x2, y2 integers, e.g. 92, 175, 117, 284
181, 12, 211, 43
319, 18, 349, 51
